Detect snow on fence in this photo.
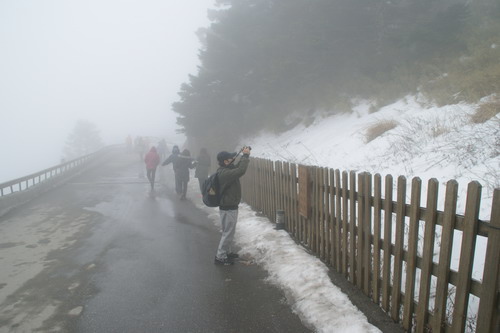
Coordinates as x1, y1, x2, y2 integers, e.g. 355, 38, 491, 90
241, 157, 499, 333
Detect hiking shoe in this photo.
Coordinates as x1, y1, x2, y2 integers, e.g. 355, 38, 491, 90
214, 257, 234, 265
227, 253, 239, 259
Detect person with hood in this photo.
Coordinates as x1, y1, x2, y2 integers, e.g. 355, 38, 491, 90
214, 146, 251, 265
194, 148, 211, 192
162, 145, 180, 169
162, 145, 182, 195
173, 149, 195, 200
144, 146, 160, 190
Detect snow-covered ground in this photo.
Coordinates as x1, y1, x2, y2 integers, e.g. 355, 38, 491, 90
190, 95, 498, 332
245, 95, 498, 220
191, 191, 382, 332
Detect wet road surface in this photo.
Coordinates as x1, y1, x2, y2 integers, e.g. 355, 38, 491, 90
0, 148, 311, 332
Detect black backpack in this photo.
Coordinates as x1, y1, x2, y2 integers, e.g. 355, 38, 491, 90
201, 172, 222, 207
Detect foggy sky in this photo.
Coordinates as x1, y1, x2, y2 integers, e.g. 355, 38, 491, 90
0, 0, 214, 182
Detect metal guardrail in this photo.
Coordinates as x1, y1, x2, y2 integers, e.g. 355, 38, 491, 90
0, 147, 109, 197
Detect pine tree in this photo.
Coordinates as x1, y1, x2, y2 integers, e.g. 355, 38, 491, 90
63, 120, 103, 160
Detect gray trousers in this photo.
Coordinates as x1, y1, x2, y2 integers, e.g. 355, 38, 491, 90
216, 209, 238, 259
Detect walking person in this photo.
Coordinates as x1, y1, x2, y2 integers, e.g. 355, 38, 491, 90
162, 145, 180, 168
161, 145, 182, 195
135, 136, 146, 161
157, 139, 168, 161
214, 146, 251, 265
194, 148, 211, 192
126, 135, 133, 153
144, 146, 160, 190
173, 149, 195, 200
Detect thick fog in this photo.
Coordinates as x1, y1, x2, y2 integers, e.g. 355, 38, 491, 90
0, 0, 213, 182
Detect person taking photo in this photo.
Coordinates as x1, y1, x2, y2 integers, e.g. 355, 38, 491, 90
214, 146, 251, 265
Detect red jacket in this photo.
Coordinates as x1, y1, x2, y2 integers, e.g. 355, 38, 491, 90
144, 147, 160, 170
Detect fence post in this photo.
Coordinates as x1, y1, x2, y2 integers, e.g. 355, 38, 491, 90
381, 174, 394, 312
312, 166, 319, 252
416, 178, 439, 333
324, 167, 330, 260
329, 169, 336, 268
284, 162, 291, 231
290, 163, 298, 239
363, 172, 372, 296
432, 180, 458, 332
476, 189, 500, 333
334, 169, 342, 272
348, 171, 357, 284
318, 167, 325, 259
403, 177, 422, 330
356, 172, 365, 290
451, 181, 481, 333
391, 176, 407, 322
341, 170, 349, 277
372, 173, 382, 305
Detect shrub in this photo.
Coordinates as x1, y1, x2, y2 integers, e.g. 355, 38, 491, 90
365, 120, 398, 143
470, 98, 500, 123
431, 123, 449, 138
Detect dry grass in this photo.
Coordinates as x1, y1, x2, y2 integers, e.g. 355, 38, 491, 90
470, 98, 500, 123
365, 119, 398, 143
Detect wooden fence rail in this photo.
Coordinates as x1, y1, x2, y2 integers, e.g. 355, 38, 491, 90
241, 157, 499, 333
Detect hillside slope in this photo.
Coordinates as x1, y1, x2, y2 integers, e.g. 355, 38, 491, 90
243, 95, 499, 220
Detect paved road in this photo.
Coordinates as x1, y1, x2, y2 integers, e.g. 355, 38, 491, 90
0, 148, 311, 333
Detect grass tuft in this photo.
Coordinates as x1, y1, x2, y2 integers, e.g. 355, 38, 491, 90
365, 120, 398, 143
470, 98, 500, 123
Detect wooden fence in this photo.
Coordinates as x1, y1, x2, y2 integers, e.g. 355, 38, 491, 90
241, 157, 499, 333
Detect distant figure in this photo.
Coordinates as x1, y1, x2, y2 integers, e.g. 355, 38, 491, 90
157, 139, 168, 161
143, 137, 151, 151
126, 135, 133, 152
194, 148, 211, 192
173, 149, 195, 200
144, 147, 160, 190
135, 136, 146, 161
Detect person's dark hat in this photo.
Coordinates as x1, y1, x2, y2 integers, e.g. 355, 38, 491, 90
217, 151, 237, 163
